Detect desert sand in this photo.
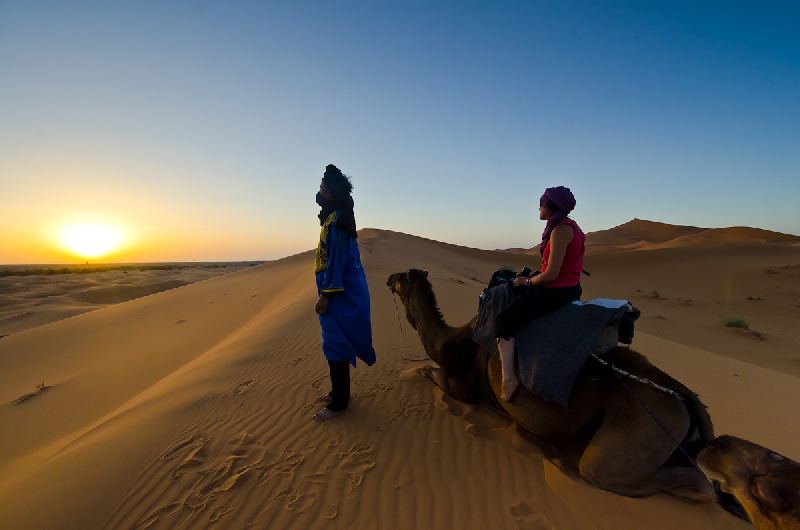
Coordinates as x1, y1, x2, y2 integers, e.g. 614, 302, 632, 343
0, 263, 256, 337
0, 225, 798, 529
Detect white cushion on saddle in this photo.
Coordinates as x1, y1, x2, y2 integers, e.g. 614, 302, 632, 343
571, 300, 629, 355
592, 326, 620, 356
574, 298, 633, 311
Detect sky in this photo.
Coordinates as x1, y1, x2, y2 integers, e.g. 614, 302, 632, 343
1, 1, 798, 263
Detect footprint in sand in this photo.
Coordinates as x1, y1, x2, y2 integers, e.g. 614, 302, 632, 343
510, 501, 555, 530
180, 432, 266, 514
363, 382, 393, 397
140, 431, 267, 527
311, 375, 328, 391
162, 434, 211, 481
256, 449, 306, 484
388, 396, 432, 422
335, 443, 376, 491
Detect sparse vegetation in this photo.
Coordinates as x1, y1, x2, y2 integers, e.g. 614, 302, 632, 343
725, 318, 750, 330
725, 317, 766, 340
11, 381, 51, 405
648, 290, 665, 299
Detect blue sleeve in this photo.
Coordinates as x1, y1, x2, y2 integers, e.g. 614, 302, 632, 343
320, 217, 349, 294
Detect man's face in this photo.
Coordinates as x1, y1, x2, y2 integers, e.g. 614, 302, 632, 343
319, 181, 334, 201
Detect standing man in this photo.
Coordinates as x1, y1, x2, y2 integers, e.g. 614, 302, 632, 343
313, 164, 377, 421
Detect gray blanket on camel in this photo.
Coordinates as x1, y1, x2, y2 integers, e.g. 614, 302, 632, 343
472, 283, 639, 406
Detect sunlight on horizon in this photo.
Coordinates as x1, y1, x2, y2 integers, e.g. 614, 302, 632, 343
58, 223, 125, 259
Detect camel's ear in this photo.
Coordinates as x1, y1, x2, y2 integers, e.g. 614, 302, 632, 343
752, 472, 798, 512
422, 270, 429, 277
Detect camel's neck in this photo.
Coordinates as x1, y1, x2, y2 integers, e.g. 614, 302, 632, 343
408, 287, 452, 363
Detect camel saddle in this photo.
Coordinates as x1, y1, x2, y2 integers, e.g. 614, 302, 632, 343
473, 283, 641, 406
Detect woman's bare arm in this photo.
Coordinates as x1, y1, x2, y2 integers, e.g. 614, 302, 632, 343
513, 224, 574, 287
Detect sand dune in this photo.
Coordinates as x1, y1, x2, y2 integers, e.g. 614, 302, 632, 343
0, 265, 249, 337
69, 279, 191, 304
543, 219, 800, 253
585, 219, 706, 248
0, 229, 797, 529
640, 226, 800, 250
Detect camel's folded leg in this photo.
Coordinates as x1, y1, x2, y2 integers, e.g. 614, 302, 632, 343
578, 387, 715, 501
420, 365, 474, 403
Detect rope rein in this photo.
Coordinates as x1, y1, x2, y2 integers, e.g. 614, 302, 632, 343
391, 292, 430, 361
591, 353, 697, 467
590, 353, 684, 401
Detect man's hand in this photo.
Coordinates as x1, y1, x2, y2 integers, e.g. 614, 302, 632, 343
315, 295, 330, 315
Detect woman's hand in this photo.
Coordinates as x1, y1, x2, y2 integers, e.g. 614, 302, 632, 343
512, 276, 531, 287
315, 295, 329, 315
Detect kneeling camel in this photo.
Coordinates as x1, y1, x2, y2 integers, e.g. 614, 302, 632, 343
387, 269, 717, 501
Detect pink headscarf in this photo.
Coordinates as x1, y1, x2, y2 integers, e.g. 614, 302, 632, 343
539, 186, 576, 254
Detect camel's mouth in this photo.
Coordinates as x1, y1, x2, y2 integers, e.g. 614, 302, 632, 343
386, 273, 402, 294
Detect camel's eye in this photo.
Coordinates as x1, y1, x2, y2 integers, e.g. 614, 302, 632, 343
768, 451, 784, 461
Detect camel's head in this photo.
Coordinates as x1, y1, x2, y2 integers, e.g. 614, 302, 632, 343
386, 269, 431, 329
387, 269, 429, 299
697, 435, 800, 524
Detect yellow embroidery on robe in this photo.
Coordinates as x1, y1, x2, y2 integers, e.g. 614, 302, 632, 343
314, 211, 337, 273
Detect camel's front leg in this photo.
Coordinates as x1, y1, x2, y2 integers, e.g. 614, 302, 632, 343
420, 365, 473, 403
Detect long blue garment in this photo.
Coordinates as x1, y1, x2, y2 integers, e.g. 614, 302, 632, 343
315, 211, 377, 367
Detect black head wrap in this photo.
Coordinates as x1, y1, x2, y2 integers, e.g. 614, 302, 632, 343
317, 164, 357, 237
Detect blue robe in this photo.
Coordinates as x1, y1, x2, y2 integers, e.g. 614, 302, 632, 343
315, 211, 376, 367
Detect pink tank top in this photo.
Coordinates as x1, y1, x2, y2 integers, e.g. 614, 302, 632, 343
540, 219, 585, 288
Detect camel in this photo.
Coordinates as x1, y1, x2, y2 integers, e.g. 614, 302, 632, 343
698, 436, 800, 530
387, 268, 718, 501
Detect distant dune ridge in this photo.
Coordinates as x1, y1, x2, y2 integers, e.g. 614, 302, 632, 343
0, 222, 798, 529
501, 218, 800, 255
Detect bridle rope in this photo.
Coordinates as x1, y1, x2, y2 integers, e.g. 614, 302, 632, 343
390, 291, 429, 361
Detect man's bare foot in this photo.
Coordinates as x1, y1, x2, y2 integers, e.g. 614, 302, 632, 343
502, 377, 520, 402
316, 393, 333, 403
312, 407, 345, 422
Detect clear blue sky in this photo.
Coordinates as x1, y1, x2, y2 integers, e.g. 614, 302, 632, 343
1, 1, 798, 262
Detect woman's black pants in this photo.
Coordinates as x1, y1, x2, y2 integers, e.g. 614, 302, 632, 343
327, 361, 350, 412
495, 284, 582, 339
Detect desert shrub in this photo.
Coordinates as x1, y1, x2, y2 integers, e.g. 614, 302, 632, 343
725, 318, 750, 330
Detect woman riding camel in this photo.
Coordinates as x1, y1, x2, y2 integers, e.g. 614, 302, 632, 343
496, 186, 585, 401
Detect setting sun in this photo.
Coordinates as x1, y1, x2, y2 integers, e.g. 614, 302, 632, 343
59, 223, 125, 259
